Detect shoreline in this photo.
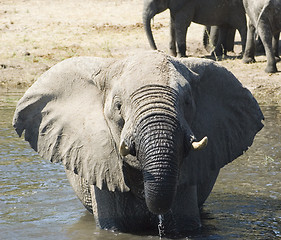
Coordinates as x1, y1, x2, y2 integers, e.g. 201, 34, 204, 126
1, 0, 280, 106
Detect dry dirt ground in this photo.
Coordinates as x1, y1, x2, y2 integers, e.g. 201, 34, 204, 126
1, 0, 280, 105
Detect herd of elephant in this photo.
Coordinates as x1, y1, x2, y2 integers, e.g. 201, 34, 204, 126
12, 0, 274, 238
143, 0, 281, 73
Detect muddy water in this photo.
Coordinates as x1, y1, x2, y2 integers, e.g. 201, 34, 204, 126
1, 90, 280, 240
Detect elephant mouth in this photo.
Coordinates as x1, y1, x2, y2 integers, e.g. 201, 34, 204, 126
123, 162, 145, 200
121, 134, 208, 214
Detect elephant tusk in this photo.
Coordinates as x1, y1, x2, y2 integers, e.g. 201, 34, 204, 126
191, 136, 208, 151
120, 141, 130, 157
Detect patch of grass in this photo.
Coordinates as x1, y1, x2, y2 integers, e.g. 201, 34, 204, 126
101, 40, 113, 57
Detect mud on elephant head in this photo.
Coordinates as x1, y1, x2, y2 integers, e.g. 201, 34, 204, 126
13, 51, 264, 234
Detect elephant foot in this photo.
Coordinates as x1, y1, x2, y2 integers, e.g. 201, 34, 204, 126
236, 51, 244, 59
211, 50, 223, 57
265, 64, 278, 73
243, 56, 256, 64
177, 53, 187, 58
275, 56, 281, 62
176, 47, 187, 58
211, 51, 223, 61
161, 213, 201, 238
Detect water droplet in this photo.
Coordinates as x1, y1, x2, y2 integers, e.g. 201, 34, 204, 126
158, 214, 165, 238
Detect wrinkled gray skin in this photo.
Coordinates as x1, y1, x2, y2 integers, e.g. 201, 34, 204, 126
143, 0, 247, 58
203, 26, 236, 56
243, 0, 281, 73
13, 51, 264, 236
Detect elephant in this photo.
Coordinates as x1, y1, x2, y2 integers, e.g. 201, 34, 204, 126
13, 51, 264, 236
203, 26, 236, 56
242, 0, 281, 73
203, 26, 268, 57
143, 0, 247, 58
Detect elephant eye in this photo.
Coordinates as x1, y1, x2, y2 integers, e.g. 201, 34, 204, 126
113, 98, 124, 128
113, 96, 122, 112
116, 102, 122, 111
114, 101, 122, 112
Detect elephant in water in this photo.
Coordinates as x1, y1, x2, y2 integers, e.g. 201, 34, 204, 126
143, 0, 247, 57
13, 51, 264, 236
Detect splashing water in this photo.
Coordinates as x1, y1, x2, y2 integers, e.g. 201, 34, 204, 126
158, 215, 165, 238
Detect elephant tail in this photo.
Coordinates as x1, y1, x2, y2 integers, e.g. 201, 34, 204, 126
142, 0, 169, 50
143, 7, 157, 50
255, 0, 271, 39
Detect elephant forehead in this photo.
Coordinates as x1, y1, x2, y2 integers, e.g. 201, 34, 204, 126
120, 52, 171, 87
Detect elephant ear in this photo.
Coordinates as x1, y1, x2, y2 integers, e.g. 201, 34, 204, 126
13, 57, 129, 192
178, 58, 264, 185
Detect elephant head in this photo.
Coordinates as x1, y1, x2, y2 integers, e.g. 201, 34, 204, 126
13, 51, 264, 217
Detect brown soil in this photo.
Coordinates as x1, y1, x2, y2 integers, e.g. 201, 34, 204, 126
1, 0, 280, 105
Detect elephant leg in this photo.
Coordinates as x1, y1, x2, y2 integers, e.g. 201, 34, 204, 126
226, 28, 236, 52
169, 13, 177, 57
255, 36, 265, 55
273, 32, 280, 62
212, 26, 228, 57
203, 26, 212, 52
237, 24, 247, 54
64, 168, 93, 213
165, 184, 201, 233
90, 186, 155, 232
209, 26, 220, 49
243, 21, 256, 64
257, 21, 277, 73
197, 169, 220, 208
203, 26, 219, 53
174, 11, 191, 57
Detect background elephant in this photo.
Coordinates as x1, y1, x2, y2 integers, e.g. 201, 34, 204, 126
143, 0, 247, 57
203, 26, 269, 57
203, 25, 236, 56
13, 51, 264, 235
243, 0, 281, 73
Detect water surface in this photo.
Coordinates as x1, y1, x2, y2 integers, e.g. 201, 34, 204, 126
0, 89, 280, 239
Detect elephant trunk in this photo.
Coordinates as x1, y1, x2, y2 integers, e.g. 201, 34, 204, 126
130, 85, 188, 215
120, 86, 208, 214
139, 116, 179, 214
